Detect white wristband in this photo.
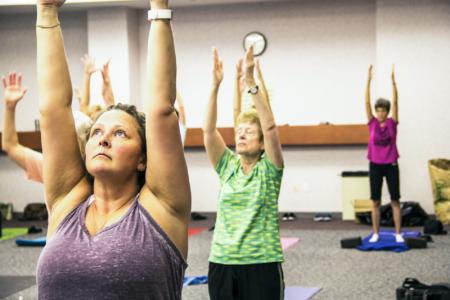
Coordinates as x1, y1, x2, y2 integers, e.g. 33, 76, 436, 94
148, 9, 173, 21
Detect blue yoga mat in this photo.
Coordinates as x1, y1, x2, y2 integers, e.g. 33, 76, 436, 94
357, 230, 420, 252
16, 236, 47, 246
285, 286, 322, 300
183, 276, 208, 287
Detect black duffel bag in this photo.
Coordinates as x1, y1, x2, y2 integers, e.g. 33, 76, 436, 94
357, 202, 429, 227
19, 203, 48, 221
396, 278, 450, 300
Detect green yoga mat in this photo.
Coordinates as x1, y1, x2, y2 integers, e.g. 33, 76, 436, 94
0, 228, 28, 242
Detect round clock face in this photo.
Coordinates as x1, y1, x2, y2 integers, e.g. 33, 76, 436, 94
243, 32, 267, 56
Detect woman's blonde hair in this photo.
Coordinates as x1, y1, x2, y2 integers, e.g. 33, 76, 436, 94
235, 109, 263, 141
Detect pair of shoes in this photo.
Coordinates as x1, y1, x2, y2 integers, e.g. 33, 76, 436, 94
313, 213, 333, 221
282, 213, 297, 221
191, 213, 207, 221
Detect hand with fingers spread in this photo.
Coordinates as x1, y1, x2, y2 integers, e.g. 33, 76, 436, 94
81, 54, 99, 75
212, 47, 224, 86
3, 72, 28, 108
244, 45, 256, 88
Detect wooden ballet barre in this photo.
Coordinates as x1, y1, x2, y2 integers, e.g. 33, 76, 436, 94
184, 124, 369, 147
0, 125, 369, 151
0, 132, 42, 151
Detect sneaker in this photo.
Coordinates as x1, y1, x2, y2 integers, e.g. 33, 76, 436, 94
314, 213, 324, 221
323, 213, 332, 221
395, 234, 405, 243
282, 213, 289, 221
288, 213, 296, 221
369, 233, 379, 243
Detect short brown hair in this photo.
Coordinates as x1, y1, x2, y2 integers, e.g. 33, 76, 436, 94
84, 103, 147, 188
375, 98, 391, 113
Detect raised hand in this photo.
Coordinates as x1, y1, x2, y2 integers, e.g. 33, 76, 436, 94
244, 44, 256, 87
81, 54, 99, 75
3, 72, 28, 108
236, 58, 244, 80
212, 47, 223, 86
391, 64, 396, 83
101, 58, 111, 85
36, 0, 65, 9
368, 65, 373, 81
74, 88, 81, 101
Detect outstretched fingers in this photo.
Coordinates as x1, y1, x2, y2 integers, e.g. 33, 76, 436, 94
2, 76, 7, 89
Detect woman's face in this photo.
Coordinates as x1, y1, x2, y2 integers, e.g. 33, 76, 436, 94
235, 122, 264, 156
376, 108, 388, 123
85, 110, 145, 183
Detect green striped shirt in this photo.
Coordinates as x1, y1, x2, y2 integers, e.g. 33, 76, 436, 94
209, 148, 284, 265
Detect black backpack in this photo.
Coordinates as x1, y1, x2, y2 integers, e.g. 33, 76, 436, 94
396, 278, 450, 300
19, 203, 48, 221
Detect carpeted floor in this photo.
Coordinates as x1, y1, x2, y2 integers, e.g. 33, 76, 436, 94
1, 216, 449, 299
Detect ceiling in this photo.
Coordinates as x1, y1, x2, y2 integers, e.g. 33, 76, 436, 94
0, 0, 284, 14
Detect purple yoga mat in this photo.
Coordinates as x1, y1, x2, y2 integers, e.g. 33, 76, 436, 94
285, 286, 322, 300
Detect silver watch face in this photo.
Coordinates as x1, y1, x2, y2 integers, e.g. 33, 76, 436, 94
243, 32, 267, 56
250, 87, 258, 94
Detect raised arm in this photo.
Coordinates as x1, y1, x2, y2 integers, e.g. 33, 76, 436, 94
203, 47, 227, 169
391, 64, 398, 123
36, 0, 88, 211
245, 45, 282, 168
101, 58, 115, 106
143, 0, 190, 220
80, 54, 99, 116
176, 90, 186, 126
365, 65, 374, 122
255, 59, 272, 115
2, 72, 28, 169
233, 58, 244, 126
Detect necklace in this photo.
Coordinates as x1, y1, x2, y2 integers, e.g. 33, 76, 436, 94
92, 195, 134, 231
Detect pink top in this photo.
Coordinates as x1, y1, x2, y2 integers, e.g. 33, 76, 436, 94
25, 148, 44, 183
367, 117, 399, 164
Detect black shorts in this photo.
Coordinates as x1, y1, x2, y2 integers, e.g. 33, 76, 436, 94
208, 262, 285, 300
369, 161, 400, 201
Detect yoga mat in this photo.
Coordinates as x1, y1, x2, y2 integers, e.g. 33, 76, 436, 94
183, 276, 208, 287
285, 286, 322, 300
281, 238, 300, 250
0, 228, 28, 242
188, 228, 205, 237
357, 229, 421, 252
16, 236, 47, 246
0, 276, 36, 299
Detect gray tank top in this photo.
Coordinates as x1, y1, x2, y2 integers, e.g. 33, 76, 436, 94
37, 194, 187, 299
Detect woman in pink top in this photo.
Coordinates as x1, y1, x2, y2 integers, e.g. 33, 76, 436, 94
365, 64, 403, 243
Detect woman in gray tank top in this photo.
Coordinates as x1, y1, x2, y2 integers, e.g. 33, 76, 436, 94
35, 0, 190, 299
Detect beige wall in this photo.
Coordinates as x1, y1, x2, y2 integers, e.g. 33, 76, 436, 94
1, 0, 449, 214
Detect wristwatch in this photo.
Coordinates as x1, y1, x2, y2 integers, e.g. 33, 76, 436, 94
148, 10, 173, 21
248, 85, 259, 95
